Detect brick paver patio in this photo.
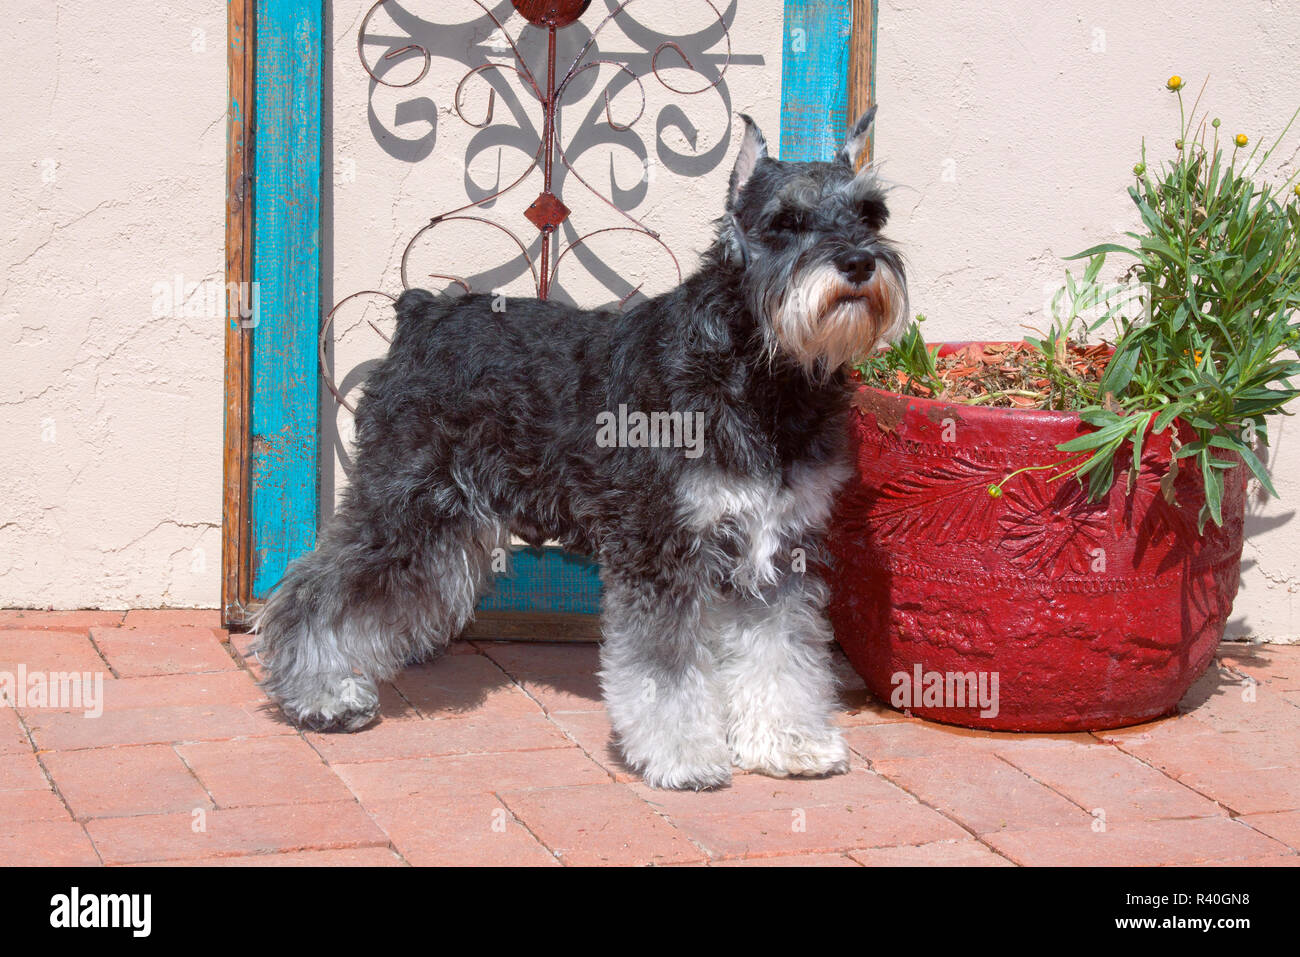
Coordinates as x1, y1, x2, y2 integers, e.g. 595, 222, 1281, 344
2, 609, 1298, 866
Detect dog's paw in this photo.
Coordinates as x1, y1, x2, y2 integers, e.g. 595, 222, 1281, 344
729, 725, 850, 779
630, 739, 733, 790
285, 676, 381, 733
640, 757, 733, 792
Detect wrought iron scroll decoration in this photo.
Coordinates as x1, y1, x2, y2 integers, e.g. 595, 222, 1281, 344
322, 0, 734, 413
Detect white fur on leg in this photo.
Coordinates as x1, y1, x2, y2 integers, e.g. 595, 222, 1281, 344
598, 584, 731, 790
600, 641, 732, 790
713, 583, 850, 778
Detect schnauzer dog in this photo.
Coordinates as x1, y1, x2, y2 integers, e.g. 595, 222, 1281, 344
256, 107, 907, 790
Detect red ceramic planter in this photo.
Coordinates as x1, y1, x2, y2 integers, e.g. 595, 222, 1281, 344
827, 343, 1247, 732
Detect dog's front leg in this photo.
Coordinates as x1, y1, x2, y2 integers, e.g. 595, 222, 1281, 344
715, 576, 850, 779
598, 577, 731, 790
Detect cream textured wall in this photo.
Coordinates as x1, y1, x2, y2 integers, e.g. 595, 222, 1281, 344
3, 1, 1299, 641
873, 0, 1300, 640
0, 2, 226, 608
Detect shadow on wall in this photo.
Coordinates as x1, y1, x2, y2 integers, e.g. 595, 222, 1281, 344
1228, 420, 1296, 639
320, 0, 762, 512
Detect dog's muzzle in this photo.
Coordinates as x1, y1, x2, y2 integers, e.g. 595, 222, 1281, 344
771, 251, 907, 374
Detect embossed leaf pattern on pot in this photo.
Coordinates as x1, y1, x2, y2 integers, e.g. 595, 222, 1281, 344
865, 457, 1003, 546
997, 478, 1109, 576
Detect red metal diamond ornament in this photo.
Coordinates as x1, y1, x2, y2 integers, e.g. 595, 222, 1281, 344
524, 191, 570, 232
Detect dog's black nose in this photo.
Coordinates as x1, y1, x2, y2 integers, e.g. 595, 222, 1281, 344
834, 249, 876, 284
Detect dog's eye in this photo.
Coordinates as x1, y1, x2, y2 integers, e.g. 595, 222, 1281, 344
859, 198, 888, 229
768, 210, 811, 234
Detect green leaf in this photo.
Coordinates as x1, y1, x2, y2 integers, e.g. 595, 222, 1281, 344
1200, 449, 1224, 528
1064, 243, 1138, 261
1099, 339, 1141, 396
1079, 409, 1124, 427
1153, 403, 1187, 432
1083, 252, 1108, 285
1213, 433, 1277, 497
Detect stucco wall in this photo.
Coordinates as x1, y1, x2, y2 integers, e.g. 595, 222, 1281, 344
0, 1, 226, 608
2, 1, 1299, 640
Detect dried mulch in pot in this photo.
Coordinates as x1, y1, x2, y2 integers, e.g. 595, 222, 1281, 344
866, 341, 1111, 410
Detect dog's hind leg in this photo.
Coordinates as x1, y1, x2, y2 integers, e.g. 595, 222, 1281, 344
255, 496, 504, 733
598, 574, 731, 790
715, 576, 850, 778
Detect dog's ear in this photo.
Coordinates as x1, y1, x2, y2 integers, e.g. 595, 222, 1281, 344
728, 114, 769, 208
719, 212, 751, 267
837, 104, 878, 170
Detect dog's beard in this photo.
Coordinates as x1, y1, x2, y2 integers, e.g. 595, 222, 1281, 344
767, 261, 907, 377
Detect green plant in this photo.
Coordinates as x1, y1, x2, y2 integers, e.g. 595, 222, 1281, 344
857, 314, 945, 396
1056, 77, 1300, 529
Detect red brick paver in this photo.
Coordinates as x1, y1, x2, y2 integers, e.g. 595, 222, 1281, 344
41, 744, 212, 819
87, 802, 389, 865
90, 626, 237, 677
1, 610, 1298, 866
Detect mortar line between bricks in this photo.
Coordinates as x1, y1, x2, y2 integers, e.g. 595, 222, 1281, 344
23, 732, 108, 865
128, 833, 397, 866
734, 846, 870, 864
392, 683, 419, 714
1109, 752, 1300, 854
170, 742, 221, 810
493, 789, 567, 865
476, 647, 782, 864
80, 820, 107, 866
517, 663, 623, 783
24, 714, 79, 820
81, 627, 120, 679
633, 781, 939, 863
626, 787, 718, 863
699, 830, 883, 864
710, 846, 868, 865
403, 649, 715, 862
0, 611, 127, 631
471, 646, 631, 782
130, 846, 409, 867
987, 750, 1104, 823
473, 645, 561, 716
305, 725, 437, 862
1094, 728, 1261, 824
985, 742, 1295, 863
1219, 662, 1300, 713
847, 741, 1018, 866
232, 631, 264, 683
346, 791, 417, 867
215, 630, 250, 672
984, 749, 1236, 832
539, 713, 620, 783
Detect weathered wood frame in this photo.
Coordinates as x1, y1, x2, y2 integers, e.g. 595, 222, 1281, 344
222, 0, 255, 627
221, 0, 878, 631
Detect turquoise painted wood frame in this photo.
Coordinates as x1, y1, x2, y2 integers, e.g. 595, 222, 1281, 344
246, 0, 865, 612
250, 0, 323, 598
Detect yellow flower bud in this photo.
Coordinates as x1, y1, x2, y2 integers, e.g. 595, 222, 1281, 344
1166, 75, 1184, 92
1235, 134, 1249, 148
